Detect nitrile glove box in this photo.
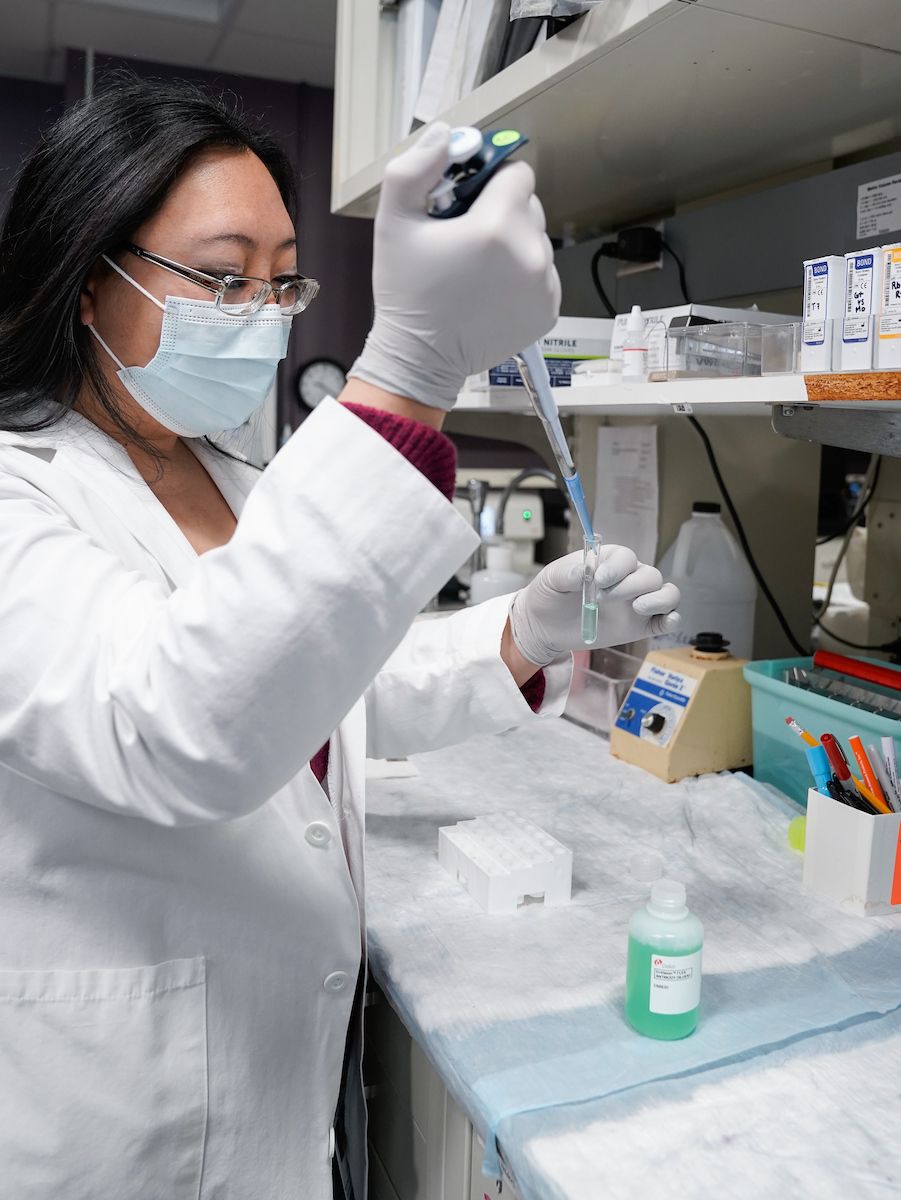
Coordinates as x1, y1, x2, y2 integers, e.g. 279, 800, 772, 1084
609, 305, 794, 374
804, 788, 901, 916
467, 317, 612, 389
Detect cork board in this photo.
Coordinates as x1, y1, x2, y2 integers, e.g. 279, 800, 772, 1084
805, 372, 901, 403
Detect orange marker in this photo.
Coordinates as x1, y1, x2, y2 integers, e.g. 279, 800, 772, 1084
848, 736, 891, 814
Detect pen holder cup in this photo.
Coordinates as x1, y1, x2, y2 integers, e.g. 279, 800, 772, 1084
803, 788, 901, 916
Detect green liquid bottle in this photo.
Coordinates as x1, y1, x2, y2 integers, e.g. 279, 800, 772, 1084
625, 879, 703, 1040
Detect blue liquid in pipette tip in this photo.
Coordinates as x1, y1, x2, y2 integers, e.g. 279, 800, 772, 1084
565, 473, 595, 541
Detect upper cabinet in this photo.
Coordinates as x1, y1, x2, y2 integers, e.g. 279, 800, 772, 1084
332, 0, 901, 235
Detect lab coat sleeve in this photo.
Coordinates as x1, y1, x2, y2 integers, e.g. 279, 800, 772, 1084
0, 400, 478, 826
364, 594, 572, 759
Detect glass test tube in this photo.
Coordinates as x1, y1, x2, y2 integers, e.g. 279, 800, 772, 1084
582, 533, 600, 645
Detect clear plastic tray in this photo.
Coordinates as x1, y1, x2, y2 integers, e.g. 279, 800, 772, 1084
564, 647, 642, 736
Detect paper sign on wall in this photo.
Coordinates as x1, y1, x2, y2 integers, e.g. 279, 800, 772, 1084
593, 425, 659, 567
857, 174, 901, 241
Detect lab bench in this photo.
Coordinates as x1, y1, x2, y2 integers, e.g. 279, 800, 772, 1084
363, 718, 901, 1200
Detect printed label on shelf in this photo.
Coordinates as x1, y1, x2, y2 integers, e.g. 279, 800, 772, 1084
649, 949, 702, 1015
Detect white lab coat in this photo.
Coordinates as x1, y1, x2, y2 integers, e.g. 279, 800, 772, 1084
0, 398, 569, 1200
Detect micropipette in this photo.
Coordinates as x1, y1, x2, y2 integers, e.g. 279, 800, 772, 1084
427, 126, 599, 643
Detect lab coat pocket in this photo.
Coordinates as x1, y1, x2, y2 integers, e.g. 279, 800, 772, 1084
0, 956, 208, 1200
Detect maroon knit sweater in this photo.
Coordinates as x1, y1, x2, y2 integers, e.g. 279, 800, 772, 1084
309, 403, 545, 784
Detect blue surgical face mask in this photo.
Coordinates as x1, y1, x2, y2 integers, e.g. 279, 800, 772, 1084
88, 255, 293, 438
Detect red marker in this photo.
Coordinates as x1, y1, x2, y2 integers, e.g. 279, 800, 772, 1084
821, 733, 852, 782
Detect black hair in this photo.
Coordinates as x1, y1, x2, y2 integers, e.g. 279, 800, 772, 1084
0, 72, 296, 458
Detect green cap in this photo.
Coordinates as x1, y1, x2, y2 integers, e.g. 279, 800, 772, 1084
491, 130, 520, 147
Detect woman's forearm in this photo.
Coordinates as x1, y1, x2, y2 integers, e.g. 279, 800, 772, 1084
339, 377, 446, 431
500, 616, 542, 688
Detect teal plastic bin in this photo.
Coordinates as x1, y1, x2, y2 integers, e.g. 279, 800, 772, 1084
743, 657, 901, 806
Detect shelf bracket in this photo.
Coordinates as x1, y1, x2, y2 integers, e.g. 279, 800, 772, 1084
772, 404, 901, 457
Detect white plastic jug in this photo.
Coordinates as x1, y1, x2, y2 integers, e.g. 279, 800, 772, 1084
656, 502, 757, 658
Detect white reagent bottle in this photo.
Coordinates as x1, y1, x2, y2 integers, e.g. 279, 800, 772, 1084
621, 304, 648, 379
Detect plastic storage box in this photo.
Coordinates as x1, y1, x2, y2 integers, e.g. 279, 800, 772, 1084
743, 657, 901, 804
804, 787, 901, 916
564, 647, 642, 736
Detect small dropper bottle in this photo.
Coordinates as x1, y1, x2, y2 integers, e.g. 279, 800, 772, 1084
625, 879, 703, 1040
621, 304, 648, 379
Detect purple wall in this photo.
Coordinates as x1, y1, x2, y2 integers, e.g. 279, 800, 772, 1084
0, 77, 65, 218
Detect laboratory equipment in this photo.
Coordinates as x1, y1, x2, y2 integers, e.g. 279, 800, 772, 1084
625, 879, 703, 1040
452, 481, 547, 583
803, 787, 901, 916
611, 632, 752, 783
656, 502, 757, 659
581, 533, 600, 645
427, 126, 597, 634
467, 542, 529, 605
437, 811, 572, 915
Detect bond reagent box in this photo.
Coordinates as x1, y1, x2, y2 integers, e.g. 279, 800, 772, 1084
840, 249, 879, 371
801, 256, 844, 373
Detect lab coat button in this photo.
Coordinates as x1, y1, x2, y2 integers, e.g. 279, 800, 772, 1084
324, 971, 348, 993
305, 821, 332, 848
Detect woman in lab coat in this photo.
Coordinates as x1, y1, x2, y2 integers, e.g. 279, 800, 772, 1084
0, 80, 679, 1200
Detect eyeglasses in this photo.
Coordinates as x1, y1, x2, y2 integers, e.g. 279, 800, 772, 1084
126, 243, 320, 316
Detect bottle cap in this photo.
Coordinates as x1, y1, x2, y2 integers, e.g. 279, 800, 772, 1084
629, 851, 665, 883
648, 879, 688, 918
626, 304, 644, 332
692, 501, 721, 514
485, 543, 514, 570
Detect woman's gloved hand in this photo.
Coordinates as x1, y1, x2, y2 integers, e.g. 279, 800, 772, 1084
349, 122, 561, 411
509, 545, 681, 667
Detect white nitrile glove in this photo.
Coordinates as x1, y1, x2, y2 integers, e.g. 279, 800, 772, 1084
509, 545, 681, 667
349, 122, 561, 410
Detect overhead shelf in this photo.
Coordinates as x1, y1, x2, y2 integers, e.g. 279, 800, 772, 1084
458, 374, 801, 417
454, 372, 901, 417
332, 0, 901, 234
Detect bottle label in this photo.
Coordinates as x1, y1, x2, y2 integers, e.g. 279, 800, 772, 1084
649, 949, 702, 1014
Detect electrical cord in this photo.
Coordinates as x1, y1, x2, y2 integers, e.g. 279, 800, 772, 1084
661, 239, 690, 304
812, 455, 898, 653
687, 415, 809, 656
815, 459, 882, 545
589, 246, 616, 318
814, 454, 880, 620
